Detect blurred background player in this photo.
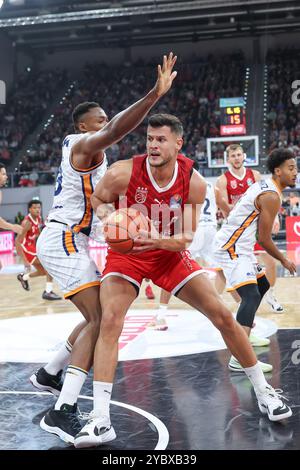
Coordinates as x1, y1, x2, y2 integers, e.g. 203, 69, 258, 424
144, 278, 155, 299
0, 163, 22, 271
0, 163, 22, 235
16, 199, 61, 300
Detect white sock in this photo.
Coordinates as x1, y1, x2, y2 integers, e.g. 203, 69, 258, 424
244, 362, 269, 394
46, 282, 53, 293
157, 304, 168, 321
93, 381, 113, 419
23, 272, 30, 281
44, 340, 72, 376
55, 365, 88, 410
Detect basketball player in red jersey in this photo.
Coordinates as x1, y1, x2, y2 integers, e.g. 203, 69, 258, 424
0, 163, 22, 270
73, 114, 288, 448
16, 199, 61, 300
36, 53, 178, 445
216, 143, 260, 209
0, 163, 22, 234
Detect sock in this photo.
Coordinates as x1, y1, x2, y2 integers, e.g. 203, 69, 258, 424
93, 381, 113, 419
46, 282, 53, 293
55, 365, 88, 410
244, 362, 269, 394
44, 340, 72, 375
157, 304, 168, 321
23, 272, 30, 281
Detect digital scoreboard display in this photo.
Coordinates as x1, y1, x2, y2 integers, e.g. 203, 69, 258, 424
220, 97, 246, 136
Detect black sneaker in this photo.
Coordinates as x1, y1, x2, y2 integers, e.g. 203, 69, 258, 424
40, 403, 82, 444
17, 273, 30, 291
42, 291, 62, 301
30, 367, 63, 396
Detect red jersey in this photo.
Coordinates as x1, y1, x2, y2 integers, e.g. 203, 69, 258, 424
225, 168, 256, 206
117, 154, 194, 237
21, 214, 42, 255
103, 154, 202, 294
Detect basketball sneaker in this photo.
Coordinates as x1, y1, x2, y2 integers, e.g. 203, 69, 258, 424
145, 284, 155, 299
265, 290, 284, 313
256, 386, 292, 422
40, 403, 82, 444
249, 333, 270, 347
30, 367, 63, 396
74, 412, 116, 448
147, 316, 168, 331
17, 273, 29, 291
228, 356, 273, 373
42, 291, 62, 301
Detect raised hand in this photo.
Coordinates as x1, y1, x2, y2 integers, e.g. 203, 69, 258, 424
153, 52, 177, 97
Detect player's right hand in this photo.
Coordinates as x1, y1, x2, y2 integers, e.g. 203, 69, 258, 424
153, 52, 177, 97
281, 257, 297, 275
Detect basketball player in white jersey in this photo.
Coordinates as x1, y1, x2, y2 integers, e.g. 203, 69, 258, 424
31, 53, 178, 444
214, 148, 297, 373
216, 145, 284, 314
150, 179, 230, 331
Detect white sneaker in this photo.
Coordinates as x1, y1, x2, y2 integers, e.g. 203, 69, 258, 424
74, 413, 116, 448
249, 333, 270, 347
228, 356, 273, 373
265, 291, 284, 313
147, 317, 168, 331
256, 386, 292, 422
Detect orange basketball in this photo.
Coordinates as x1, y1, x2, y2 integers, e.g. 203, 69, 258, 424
103, 208, 149, 254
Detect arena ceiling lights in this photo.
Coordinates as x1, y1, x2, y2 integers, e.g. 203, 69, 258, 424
0, 0, 294, 28
1, 0, 300, 48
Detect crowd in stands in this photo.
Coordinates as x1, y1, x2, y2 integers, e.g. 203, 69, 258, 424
13, 52, 245, 185
2, 48, 300, 190
267, 48, 300, 157
0, 69, 67, 168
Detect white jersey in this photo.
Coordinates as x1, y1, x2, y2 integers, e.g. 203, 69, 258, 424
214, 178, 281, 256
199, 181, 217, 226
48, 134, 107, 241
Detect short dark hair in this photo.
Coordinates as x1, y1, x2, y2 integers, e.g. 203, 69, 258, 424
267, 148, 295, 174
28, 199, 41, 210
72, 101, 100, 131
0, 163, 6, 171
148, 113, 183, 136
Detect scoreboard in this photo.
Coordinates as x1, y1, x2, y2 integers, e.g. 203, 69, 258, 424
220, 97, 246, 136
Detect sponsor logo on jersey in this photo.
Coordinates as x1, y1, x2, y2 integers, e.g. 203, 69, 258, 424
247, 178, 254, 186
169, 194, 182, 208
246, 271, 255, 277
135, 187, 148, 203
230, 180, 237, 189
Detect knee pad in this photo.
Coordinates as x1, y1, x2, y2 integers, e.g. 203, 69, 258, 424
257, 275, 270, 299
236, 284, 261, 327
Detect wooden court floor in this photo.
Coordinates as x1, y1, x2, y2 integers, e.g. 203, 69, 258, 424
1, 271, 299, 328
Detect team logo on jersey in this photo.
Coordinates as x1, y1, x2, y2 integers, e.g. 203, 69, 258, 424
247, 178, 254, 186
135, 187, 148, 203
230, 180, 237, 189
169, 194, 182, 208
